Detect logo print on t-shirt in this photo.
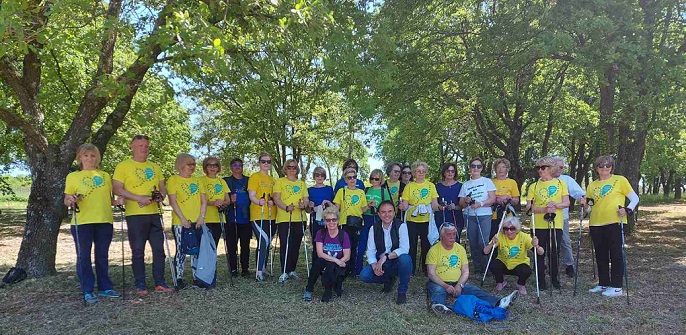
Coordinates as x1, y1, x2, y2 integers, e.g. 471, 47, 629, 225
189, 183, 199, 195
93, 176, 104, 187
548, 185, 558, 197
214, 183, 222, 195
420, 188, 429, 199
293, 185, 301, 193
449, 254, 459, 267
144, 168, 154, 180
391, 186, 398, 195
601, 184, 612, 196
350, 194, 360, 205
509, 246, 520, 259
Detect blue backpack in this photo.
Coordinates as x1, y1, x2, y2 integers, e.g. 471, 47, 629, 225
181, 224, 202, 255
452, 294, 508, 322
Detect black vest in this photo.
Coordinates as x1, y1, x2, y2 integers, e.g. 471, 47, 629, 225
373, 219, 403, 259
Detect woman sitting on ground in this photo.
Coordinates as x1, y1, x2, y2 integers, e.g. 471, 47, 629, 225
303, 207, 351, 302
483, 216, 544, 295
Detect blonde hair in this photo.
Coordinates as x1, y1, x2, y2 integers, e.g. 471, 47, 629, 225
370, 169, 384, 180
258, 151, 271, 162
174, 153, 196, 173
76, 143, 101, 169
343, 167, 357, 178
492, 158, 511, 173
322, 206, 340, 220
411, 161, 429, 175
282, 158, 300, 175
202, 157, 221, 174
313, 166, 327, 179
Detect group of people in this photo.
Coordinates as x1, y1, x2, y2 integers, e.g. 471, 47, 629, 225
64, 135, 638, 316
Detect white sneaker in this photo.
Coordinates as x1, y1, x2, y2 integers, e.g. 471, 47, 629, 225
602, 287, 623, 297
288, 271, 300, 280
589, 285, 608, 293
497, 290, 518, 309
278, 273, 289, 283
431, 303, 453, 315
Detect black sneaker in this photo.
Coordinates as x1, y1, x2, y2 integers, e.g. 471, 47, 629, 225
335, 281, 343, 297
382, 276, 397, 293
321, 288, 333, 302
241, 270, 251, 278
176, 279, 186, 290
565, 265, 575, 278
230, 270, 239, 278
552, 280, 561, 289
396, 293, 407, 305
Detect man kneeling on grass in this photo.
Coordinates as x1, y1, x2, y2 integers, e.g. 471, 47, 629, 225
360, 201, 412, 304
426, 222, 518, 315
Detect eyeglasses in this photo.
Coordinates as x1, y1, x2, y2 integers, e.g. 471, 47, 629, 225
345, 175, 357, 180
470, 164, 483, 169
416, 170, 426, 174
535, 165, 549, 170
502, 226, 517, 232
446, 169, 456, 173
370, 177, 380, 181
402, 171, 412, 175
324, 218, 338, 223
314, 173, 325, 178
187, 162, 196, 166
391, 169, 401, 174
260, 160, 272, 164
598, 163, 613, 168
206, 163, 219, 168
286, 166, 297, 170
231, 163, 243, 168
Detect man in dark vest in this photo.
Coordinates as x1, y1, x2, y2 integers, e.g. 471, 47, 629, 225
360, 200, 412, 304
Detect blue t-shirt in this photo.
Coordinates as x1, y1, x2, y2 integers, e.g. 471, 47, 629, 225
308, 185, 334, 206
333, 177, 365, 195
224, 175, 250, 224
435, 181, 464, 226
314, 229, 351, 259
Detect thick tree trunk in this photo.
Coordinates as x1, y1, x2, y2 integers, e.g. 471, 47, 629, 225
675, 175, 683, 199
15, 148, 71, 277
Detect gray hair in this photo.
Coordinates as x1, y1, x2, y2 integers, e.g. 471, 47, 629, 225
501, 216, 522, 231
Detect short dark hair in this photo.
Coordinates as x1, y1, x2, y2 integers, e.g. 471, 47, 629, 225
342, 159, 359, 172
378, 200, 395, 211
386, 162, 401, 176
131, 134, 149, 142
440, 162, 458, 180
229, 158, 243, 166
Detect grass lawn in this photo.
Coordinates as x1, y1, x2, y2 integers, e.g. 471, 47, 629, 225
0, 203, 685, 334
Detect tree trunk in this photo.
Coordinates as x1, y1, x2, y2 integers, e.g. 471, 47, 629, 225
15, 148, 71, 277
652, 176, 660, 194
675, 175, 683, 199
664, 169, 674, 197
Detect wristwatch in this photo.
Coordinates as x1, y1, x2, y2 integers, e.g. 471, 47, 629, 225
459, 283, 465, 288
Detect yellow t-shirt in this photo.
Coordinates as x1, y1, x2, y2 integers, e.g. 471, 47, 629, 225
386, 180, 401, 205
333, 187, 368, 225
200, 176, 230, 223
426, 242, 468, 282
64, 170, 113, 225
587, 175, 634, 227
248, 172, 277, 221
112, 159, 165, 216
401, 181, 438, 223
167, 175, 204, 225
495, 231, 534, 270
527, 178, 569, 229
273, 177, 309, 223
492, 178, 520, 219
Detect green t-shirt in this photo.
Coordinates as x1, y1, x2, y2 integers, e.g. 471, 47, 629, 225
364, 187, 392, 215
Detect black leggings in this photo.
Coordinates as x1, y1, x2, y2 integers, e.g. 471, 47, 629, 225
278, 222, 304, 274
207, 222, 252, 273
407, 221, 429, 274
535, 228, 562, 283
490, 259, 532, 285
590, 223, 624, 288
306, 258, 345, 291
342, 225, 359, 276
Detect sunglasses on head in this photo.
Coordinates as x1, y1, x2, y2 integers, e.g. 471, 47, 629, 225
439, 222, 456, 230
502, 226, 517, 231
470, 164, 483, 169
132, 134, 150, 141
535, 165, 549, 170
260, 160, 272, 164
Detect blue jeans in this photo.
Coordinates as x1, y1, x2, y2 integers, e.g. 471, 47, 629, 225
355, 215, 377, 275
466, 215, 491, 272
426, 280, 499, 306
71, 223, 114, 293
360, 254, 412, 294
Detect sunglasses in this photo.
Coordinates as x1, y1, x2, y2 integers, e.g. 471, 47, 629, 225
206, 163, 219, 168
231, 163, 243, 168
324, 218, 338, 223
470, 164, 483, 169
598, 163, 613, 168
370, 177, 380, 181
286, 166, 297, 170
502, 226, 517, 232
345, 175, 357, 180
535, 165, 549, 170
402, 171, 412, 175
260, 160, 272, 164
314, 173, 326, 178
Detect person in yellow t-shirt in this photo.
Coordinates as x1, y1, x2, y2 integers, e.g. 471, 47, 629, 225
526, 156, 570, 290
64, 143, 124, 303
167, 153, 207, 288
484, 216, 544, 296
426, 222, 518, 315
581, 155, 639, 297
490, 158, 520, 241
334, 167, 371, 276
112, 135, 172, 295
273, 159, 310, 282
248, 152, 277, 281
199, 157, 230, 249
399, 161, 442, 274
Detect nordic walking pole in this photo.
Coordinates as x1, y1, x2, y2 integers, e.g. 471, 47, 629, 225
482, 206, 509, 287
218, 206, 234, 286
268, 195, 275, 275
155, 196, 178, 290
233, 199, 240, 273
116, 204, 126, 301
546, 214, 553, 297
552, 218, 560, 293
530, 207, 541, 304
586, 198, 597, 280
282, 205, 294, 283
256, 194, 265, 280
71, 200, 85, 305
299, 199, 310, 278
618, 205, 630, 305
573, 206, 584, 296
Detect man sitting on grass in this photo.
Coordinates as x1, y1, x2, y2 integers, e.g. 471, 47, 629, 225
426, 222, 518, 315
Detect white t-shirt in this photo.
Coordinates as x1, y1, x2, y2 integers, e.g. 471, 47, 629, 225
458, 177, 497, 216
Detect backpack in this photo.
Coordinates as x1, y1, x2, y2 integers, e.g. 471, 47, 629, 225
181, 224, 202, 255
0, 267, 27, 288
452, 295, 509, 322
318, 227, 345, 245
